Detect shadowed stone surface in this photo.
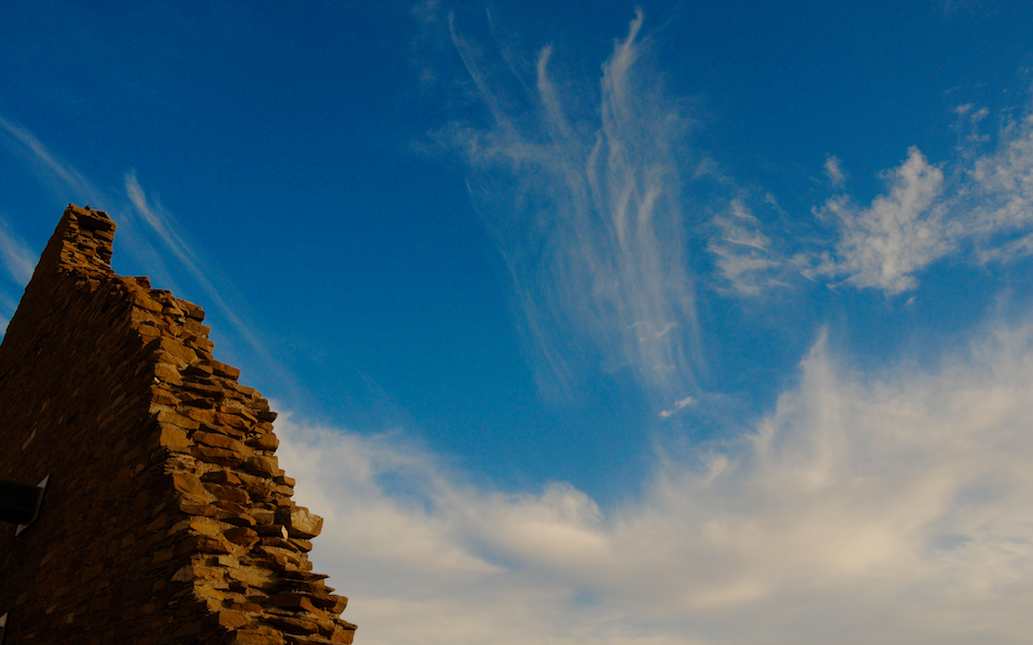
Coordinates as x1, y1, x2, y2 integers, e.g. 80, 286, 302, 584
0, 205, 355, 644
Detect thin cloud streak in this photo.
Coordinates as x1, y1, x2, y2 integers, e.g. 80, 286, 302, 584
0, 219, 37, 285
279, 315, 1033, 644
444, 10, 701, 404
708, 199, 787, 297
0, 113, 189, 292
123, 172, 302, 400
0, 116, 103, 206
0, 115, 299, 405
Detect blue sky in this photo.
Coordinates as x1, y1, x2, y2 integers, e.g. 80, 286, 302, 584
4, 2, 1033, 643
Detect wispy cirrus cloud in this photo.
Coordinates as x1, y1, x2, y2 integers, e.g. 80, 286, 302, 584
707, 198, 788, 297
0, 116, 103, 206
442, 10, 701, 404
123, 171, 239, 320
0, 115, 297, 398
123, 172, 302, 398
0, 219, 37, 285
0, 113, 181, 286
280, 313, 1033, 644
0, 117, 104, 328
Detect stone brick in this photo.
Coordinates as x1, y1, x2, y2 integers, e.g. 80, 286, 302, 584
213, 360, 241, 379
205, 482, 251, 505
158, 426, 191, 452
156, 336, 199, 366
277, 506, 324, 539
196, 430, 246, 453
230, 628, 286, 645
194, 443, 249, 466
183, 406, 217, 424
245, 455, 280, 478
154, 407, 200, 430
172, 472, 214, 502
250, 431, 280, 451
224, 526, 260, 548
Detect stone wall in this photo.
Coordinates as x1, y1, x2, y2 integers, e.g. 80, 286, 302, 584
0, 205, 355, 644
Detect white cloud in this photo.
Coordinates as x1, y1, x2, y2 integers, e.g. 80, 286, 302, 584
966, 109, 1033, 243
443, 10, 701, 401
787, 99, 1033, 296
277, 316, 1033, 644
807, 147, 948, 294
659, 394, 696, 418
824, 155, 845, 186
711, 96, 1033, 298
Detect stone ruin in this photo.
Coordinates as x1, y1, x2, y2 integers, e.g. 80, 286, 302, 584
0, 205, 356, 643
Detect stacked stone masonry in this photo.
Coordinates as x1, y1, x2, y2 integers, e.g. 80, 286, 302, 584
0, 205, 356, 644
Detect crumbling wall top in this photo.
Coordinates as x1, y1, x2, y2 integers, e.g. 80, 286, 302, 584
37, 204, 116, 276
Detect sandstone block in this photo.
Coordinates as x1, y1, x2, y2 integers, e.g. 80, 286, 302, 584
205, 482, 251, 505
268, 592, 319, 613
172, 472, 213, 502
196, 430, 246, 453
224, 526, 260, 548
184, 406, 217, 424
330, 596, 349, 615
276, 506, 323, 539
330, 624, 356, 644
257, 545, 304, 569
179, 299, 205, 321
213, 360, 241, 379
289, 538, 314, 553
155, 407, 200, 430
229, 628, 286, 645
226, 564, 277, 590
203, 468, 243, 486
158, 426, 191, 452
250, 432, 280, 451
153, 362, 183, 384
218, 609, 251, 631
183, 362, 214, 377
265, 614, 321, 635
156, 336, 199, 366
251, 507, 277, 525
245, 455, 280, 478
194, 443, 249, 466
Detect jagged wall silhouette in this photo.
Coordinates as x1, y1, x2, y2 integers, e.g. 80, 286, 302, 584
0, 205, 355, 644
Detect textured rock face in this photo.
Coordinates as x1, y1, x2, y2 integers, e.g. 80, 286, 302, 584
0, 205, 355, 644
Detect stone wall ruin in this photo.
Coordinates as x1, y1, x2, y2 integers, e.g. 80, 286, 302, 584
0, 205, 355, 644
